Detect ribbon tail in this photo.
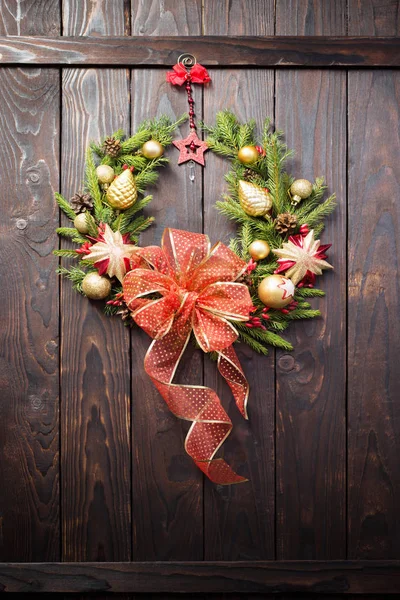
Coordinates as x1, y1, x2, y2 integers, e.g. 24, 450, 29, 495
144, 327, 247, 485
218, 346, 249, 420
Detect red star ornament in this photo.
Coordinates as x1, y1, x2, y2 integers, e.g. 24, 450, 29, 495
173, 131, 209, 166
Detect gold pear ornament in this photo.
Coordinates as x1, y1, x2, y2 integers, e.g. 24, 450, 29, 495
238, 180, 273, 217
106, 167, 137, 210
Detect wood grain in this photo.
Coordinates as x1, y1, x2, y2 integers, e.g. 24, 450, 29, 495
347, 2, 400, 561
348, 0, 400, 35
276, 0, 346, 35
0, 1, 60, 563
275, 3, 347, 560
0, 36, 400, 66
202, 0, 275, 562
1, 560, 400, 593
347, 71, 400, 559
203, 0, 274, 35
0, 0, 60, 36
130, 0, 204, 561
131, 0, 201, 35
60, 0, 131, 562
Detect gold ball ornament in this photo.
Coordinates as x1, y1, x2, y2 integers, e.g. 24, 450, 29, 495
73, 212, 89, 234
96, 164, 115, 185
106, 168, 138, 210
258, 274, 295, 309
290, 178, 313, 205
142, 139, 164, 159
238, 180, 273, 217
81, 272, 112, 300
248, 239, 270, 261
238, 145, 259, 164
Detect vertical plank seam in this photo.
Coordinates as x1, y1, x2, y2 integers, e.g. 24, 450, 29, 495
273, 0, 277, 561
128, 0, 133, 563
58, 63, 63, 563
201, 1, 205, 559
58, 0, 63, 562
273, 65, 277, 563
345, 67, 349, 561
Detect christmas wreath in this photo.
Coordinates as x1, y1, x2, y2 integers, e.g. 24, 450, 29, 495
55, 63, 335, 485
54, 115, 185, 302
203, 110, 335, 355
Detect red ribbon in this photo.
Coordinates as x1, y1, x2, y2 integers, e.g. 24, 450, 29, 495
123, 229, 252, 484
166, 63, 211, 86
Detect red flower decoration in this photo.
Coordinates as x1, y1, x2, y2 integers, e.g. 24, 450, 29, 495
166, 63, 211, 86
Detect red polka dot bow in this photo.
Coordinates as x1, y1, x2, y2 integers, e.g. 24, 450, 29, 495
123, 228, 253, 484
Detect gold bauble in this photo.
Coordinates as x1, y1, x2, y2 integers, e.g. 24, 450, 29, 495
248, 239, 271, 261
73, 212, 89, 234
258, 274, 295, 308
96, 164, 115, 184
142, 139, 164, 159
106, 168, 138, 210
238, 180, 273, 217
238, 145, 259, 164
290, 178, 313, 205
82, 272, 112, 300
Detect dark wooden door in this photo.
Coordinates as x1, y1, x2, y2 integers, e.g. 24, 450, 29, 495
0, 0, 399, 595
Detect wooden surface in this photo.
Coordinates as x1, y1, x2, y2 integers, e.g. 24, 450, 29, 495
1, 560, 400, 593
202, 0, 275, 562
0, 0, 400, 595
275, 0, 347, 560
347, 2, 400, 561
61, 0, 131, 562
0, 35, 400, 66
130, 0, 204, 561
0, 0, 60, 562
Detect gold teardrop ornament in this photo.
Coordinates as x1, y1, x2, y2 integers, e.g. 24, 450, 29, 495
106, 168, 138, 210
238, 180, 273, 217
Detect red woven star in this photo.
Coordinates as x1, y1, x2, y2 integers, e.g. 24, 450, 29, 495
173, 131, 208, 166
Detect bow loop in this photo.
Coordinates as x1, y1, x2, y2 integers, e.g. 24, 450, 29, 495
122, 229, 253, 484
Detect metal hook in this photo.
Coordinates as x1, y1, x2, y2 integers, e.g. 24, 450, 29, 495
177, 53, 197, 69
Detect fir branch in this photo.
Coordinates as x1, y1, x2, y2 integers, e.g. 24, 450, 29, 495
56, 227, 87, 244
297, 194, 336, 228
238, 330, 270, 355
53, 248, 80, 258
287, 308, 321, 320
85, 147, 103, 214
55, 192, 76, 220
295, 287, 325, 298
85, 212, 99, 237
121, 215, 155, 240
56, 265, 87, 293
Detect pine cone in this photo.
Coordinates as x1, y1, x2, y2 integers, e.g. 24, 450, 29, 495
242, 168, 264, 187
243, 168, 255, 180
103, 136, 121, 158
70, 192, 94, 214
274, 212, 298, 235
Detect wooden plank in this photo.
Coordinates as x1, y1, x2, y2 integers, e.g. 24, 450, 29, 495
131, 0, 201, 35
0, 36, 400, 66
1, 560, 400, 593
347, 70, 400, 558
0, 1, 60, 563
130, 0, 204, 561
275, 2, 347, 560
347, 2, 400, 561
348, 0, 400, 36
276, 0, 346, 35
202, 0, 275, 561
60, 0, 131, 562
0, 0, 60, 35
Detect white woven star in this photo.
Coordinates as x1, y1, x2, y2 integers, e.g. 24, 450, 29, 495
83, 224, 137, 282
273, 229, 333, 285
